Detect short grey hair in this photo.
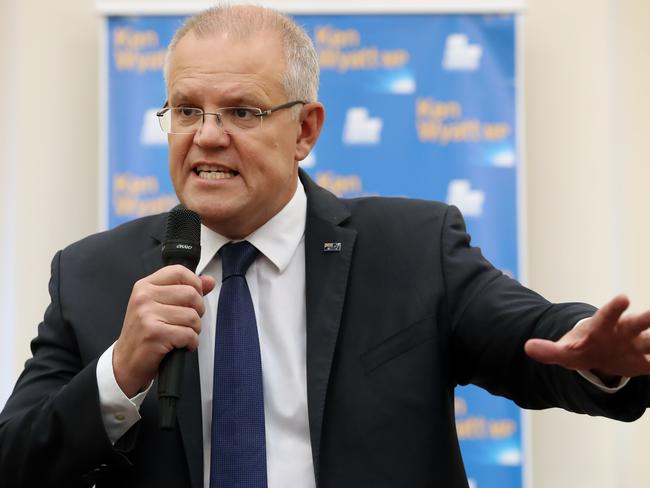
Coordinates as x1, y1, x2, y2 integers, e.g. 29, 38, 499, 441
163, 4, 319, 103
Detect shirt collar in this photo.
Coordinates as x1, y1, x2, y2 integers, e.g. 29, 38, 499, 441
196, 180, 307, 274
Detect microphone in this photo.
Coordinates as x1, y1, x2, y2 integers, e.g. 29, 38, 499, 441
158, 204, 201, 430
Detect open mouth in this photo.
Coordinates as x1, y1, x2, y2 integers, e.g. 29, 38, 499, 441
194, 165, 239, 180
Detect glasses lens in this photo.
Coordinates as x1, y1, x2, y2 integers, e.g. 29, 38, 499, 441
220, 107, 262, 132
165, 107, 202, 134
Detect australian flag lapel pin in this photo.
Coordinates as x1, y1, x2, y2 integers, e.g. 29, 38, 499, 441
323, 242, 342, 253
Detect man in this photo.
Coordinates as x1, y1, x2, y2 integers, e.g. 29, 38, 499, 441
1, 5, 649, 488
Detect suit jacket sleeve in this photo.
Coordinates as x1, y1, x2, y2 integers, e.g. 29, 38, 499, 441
442, 205, 649, 419
0, 251, 133, 487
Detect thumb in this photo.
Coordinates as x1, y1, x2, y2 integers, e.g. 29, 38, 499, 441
200, 274, 216, 296
524, 338, 565, 365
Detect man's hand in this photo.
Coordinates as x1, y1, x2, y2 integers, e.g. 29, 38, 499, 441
113, 265, 216, 397
525, 294, 650, 379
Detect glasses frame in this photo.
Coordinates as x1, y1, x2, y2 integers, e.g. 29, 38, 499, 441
156, 100, 307, 135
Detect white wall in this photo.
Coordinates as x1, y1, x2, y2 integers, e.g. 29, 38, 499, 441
525, 1, 650, 486
0, 0, 102, 381
0, 0, 17, 408
1, 0, 649, 486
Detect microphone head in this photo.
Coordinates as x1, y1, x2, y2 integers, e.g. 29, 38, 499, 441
165, 204, 201, 243
162, 204, 201, 271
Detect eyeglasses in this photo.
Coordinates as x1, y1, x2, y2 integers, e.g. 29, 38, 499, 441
156, 100, 306, 135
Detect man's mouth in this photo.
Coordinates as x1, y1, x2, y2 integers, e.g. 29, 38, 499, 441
194, 165, 239, 180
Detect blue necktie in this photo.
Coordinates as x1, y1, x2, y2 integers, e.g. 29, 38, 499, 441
210, 241, 267, 488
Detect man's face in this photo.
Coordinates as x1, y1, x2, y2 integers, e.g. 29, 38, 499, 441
165, 31, 309, 238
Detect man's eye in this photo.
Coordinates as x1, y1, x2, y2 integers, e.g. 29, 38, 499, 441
232, 108, 256, 119
178, 107, 200, 117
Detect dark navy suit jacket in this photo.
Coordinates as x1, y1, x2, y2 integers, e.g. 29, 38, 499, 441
1, 171, 648, 487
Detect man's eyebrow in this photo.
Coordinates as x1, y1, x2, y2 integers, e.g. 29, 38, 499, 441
167, 89, 269, 108
168, 91, 196, 104
219, 93, 267, 107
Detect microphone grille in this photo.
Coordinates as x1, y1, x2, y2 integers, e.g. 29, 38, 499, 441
165, 204, 201, 243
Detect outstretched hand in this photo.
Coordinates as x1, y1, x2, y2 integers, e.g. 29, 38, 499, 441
525, 295, 650, 379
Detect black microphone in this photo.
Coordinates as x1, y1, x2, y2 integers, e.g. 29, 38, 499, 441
158, 204, 201, 430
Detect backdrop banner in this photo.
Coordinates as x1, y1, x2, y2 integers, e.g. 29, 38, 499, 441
106, 13, 522, 488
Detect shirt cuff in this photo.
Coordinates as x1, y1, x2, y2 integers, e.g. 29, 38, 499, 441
573, 318, 630, 393
96, 343, 151, 445
577, 369, 630, 393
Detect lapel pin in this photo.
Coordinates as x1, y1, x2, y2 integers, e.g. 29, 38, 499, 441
323, 242, 342, 252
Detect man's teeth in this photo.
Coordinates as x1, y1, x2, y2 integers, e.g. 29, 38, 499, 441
195, 168, 238, 180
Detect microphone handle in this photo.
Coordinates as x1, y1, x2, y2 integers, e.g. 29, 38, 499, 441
158, 255, 199, 430
159, 348, 186, 430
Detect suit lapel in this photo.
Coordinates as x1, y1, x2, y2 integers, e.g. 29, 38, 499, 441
301, 171, 357, 481
141, 217, 204, 488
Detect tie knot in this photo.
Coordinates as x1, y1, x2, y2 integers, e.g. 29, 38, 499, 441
218, 241, 259, 281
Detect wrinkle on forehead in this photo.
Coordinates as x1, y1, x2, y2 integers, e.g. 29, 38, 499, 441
169, 76, 276, 108
166, 31, 287, 102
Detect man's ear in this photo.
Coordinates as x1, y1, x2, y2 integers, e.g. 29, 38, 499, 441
295, 102, 325, 162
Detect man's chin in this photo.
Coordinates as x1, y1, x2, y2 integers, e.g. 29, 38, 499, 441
178, 192, 239, 217
191, 205, 251, 238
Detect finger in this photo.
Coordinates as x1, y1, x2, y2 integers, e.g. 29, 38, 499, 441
150, 284, 206, 315
524, 338, 571, 366
157, 321, 201, 352
200, 274, 216, 296
591, 294, 630, 330
148, 264, 203, 294
156, 304, 202, 333
639, 338, 650, 355
620, 309, 650, 337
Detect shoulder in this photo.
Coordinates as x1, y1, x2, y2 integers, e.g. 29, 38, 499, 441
301, 168, 461, 235
342, 195, 457, 239
345, 195, 449, 218
58, 213, 167, 267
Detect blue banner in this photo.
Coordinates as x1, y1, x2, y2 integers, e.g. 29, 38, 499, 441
106, 13, 522, 488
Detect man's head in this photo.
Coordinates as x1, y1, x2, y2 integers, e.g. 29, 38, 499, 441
163, 5, 324, 238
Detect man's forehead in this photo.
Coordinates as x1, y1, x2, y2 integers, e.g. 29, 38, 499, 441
168, 82, 275, 107
166, 32, 287, 103
169, 31, 285, 75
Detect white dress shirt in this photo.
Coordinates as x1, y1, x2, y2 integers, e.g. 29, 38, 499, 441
97, 181, 316, 488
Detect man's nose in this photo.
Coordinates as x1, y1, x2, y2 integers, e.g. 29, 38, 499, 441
193, 113, 230, 146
